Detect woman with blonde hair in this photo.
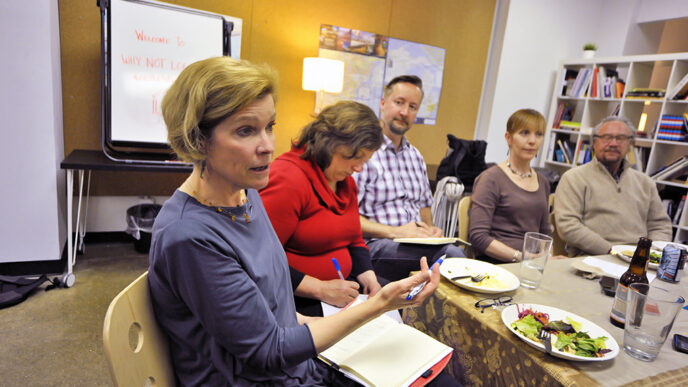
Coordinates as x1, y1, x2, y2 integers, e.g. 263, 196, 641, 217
148, 56, 444, 386
469, 109, 559, 263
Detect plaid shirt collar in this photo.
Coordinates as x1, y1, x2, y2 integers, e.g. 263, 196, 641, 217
381, 133, 411, 153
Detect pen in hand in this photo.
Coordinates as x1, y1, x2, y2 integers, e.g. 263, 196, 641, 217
331, 258, 346, 280
406, 255, 445, 301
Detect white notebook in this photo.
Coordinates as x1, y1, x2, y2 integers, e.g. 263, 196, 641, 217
318, 301, 452, 387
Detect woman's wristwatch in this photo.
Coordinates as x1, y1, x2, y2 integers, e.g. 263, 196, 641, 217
512, 250, 521, 262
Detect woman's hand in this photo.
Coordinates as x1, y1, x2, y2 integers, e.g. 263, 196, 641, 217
550, 254, 568, 260
357, 270, 382, 297
319, 279, 360, 307
371, 257, 440, 312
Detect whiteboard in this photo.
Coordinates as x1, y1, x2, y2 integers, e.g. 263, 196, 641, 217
107, 0, 240, 147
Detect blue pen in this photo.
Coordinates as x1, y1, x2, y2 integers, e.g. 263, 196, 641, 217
406, 256, 445, 301
331, 258, 346, 280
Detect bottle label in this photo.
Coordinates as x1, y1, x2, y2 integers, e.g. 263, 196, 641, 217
610, 282, 628, 324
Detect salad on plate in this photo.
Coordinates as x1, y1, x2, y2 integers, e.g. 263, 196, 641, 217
510, 306, 612, 358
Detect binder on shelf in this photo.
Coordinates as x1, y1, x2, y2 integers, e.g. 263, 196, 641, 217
319, 300, 453, 387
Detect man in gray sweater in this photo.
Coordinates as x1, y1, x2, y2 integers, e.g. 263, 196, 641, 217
554, 116, 672, 257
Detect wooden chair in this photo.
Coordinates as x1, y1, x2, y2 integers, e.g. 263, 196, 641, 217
549, 194, 567, 256
458, 196, 472, 256
103, 271, 176, 387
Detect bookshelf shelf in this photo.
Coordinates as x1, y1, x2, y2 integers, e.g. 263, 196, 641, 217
542, 53, 688, 244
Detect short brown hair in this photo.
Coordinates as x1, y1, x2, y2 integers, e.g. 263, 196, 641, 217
161, 56, 278, 162
383, 75, 424, 98
506, 109, 545, 135
295, 101, 383, 170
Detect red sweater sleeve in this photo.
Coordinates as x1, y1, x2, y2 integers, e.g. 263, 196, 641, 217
260, 160, 305, 246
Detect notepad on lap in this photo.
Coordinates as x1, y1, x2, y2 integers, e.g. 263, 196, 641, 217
319, 312, 452, 387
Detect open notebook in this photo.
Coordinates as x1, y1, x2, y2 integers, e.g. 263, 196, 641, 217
318, 300, 452, 387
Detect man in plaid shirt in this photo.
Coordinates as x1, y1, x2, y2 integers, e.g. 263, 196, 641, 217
353, 75, 465, 281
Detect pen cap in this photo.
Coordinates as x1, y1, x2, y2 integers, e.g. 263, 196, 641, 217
331, 258, 341, 271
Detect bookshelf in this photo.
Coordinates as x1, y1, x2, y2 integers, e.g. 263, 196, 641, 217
541, 53, 688, 244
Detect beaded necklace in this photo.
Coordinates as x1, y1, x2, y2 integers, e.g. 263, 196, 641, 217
192, 188, 252, 223
505, 160, 533, 179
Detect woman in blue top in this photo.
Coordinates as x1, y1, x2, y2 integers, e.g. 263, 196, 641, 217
148, 57, 449, 386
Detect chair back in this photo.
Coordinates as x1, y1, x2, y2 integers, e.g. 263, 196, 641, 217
431, 176, 464, 237
458, 196, 472, 243
549, 194, 567, 256
103, 271, 176, 387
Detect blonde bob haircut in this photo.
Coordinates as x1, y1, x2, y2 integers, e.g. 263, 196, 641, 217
506, 108, 545, 135
161, 56, 278, 162
294, 101, 383, 171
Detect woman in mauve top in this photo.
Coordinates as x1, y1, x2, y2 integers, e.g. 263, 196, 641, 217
469, 109, 565, 263
261, 101, 384, 315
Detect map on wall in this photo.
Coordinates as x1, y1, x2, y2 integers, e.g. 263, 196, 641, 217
317, 24, 445, 125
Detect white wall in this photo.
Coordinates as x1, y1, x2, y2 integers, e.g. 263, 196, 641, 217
636, 0, 688, 23
0, 1, 65, 262
80, 195, 169, 233
477, 0, 640, 164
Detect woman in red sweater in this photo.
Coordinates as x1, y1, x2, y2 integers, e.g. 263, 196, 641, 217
260, 101, 384, 315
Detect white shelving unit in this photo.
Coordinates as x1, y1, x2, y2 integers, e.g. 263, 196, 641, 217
541, 53, 688, 244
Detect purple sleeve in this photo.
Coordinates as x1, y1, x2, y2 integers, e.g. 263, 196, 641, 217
468, 170, 500, 255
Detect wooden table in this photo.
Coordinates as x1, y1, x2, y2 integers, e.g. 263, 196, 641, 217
403, 256, 688, 386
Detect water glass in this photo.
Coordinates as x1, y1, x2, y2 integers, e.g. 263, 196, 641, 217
623, 283, 685, 361
518, 232, 553, 289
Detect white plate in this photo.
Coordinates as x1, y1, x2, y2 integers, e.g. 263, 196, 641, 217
393, 237, 457, 245
439, 258, 520, 294
611, 241, 688, 270
501, 303, 619, 361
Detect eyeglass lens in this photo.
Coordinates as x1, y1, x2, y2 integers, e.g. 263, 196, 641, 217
595, 134, 631, 142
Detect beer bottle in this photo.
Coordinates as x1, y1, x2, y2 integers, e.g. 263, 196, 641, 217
609, 237, 651, 328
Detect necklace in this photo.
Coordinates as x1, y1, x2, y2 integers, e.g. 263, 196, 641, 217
506, 160, 533, 179
192, 188, 252, 223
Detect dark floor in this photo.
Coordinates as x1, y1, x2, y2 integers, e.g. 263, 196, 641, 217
0, 241, 149, 386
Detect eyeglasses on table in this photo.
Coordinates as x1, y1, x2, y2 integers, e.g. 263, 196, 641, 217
474, 296, 513, 313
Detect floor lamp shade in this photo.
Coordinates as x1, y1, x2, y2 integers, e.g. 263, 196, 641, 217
302, 57, 344, 93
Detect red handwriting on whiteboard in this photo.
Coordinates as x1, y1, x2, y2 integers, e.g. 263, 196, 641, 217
146, 57, 165, 68
121, 55, 141, 65
134, 29, 170, 45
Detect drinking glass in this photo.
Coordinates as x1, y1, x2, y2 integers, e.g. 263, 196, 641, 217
623, 283, 685, 362
518, 232, 553, 289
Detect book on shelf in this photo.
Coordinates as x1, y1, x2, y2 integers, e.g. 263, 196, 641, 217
655, 114, 688, 141
630, 146, 648, 171
651, 156, 688, 181
556, 139, 572, 164
562, 69, 579, 96
554, 149, 566, 163
674, 195, 686, 224
616, 79, 625, 98
626, 88, 666, 98
318, 300, 452, 387
559, 120, 581, 130
668, 72, 688, 100
591, 67, 598, 98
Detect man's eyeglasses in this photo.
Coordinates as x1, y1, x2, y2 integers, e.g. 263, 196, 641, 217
474, 296, 513, 313
593, 134, 632, 143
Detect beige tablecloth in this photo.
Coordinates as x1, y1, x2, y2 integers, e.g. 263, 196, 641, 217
403, 255, 688, 386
